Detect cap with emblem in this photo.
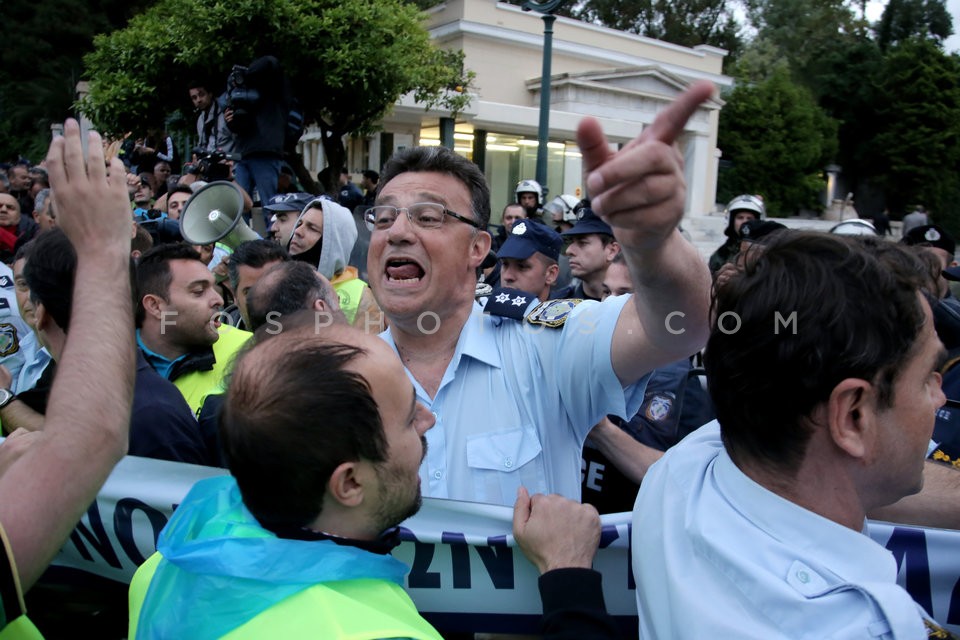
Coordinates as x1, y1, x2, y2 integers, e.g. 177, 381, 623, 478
901, 224, 956, 256
262, 192, 314, 213
561, 207, 613, 238
498, 221, 563, 262
739, 219, 787, 242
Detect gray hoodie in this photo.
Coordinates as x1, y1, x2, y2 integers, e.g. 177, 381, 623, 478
291, 197, 358, 280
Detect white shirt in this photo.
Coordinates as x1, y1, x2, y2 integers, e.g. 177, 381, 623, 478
633, 421, 930, 639
381, 294, 646, 505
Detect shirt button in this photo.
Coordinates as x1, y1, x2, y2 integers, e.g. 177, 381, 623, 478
797, 570, 810, 584
504, 457, 513, 468
433, 470, 442, 479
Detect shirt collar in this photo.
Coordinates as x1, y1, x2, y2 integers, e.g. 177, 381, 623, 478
713, 447, 897, 584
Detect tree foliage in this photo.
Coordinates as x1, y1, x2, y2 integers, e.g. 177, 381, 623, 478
717, 65, 837, 216
80, 0, 474, 190
877, 0, 953, 50
0, 0, 153, 163
500, 0, 743, 63
867, 38, 960, 230
743, 0, 863, 88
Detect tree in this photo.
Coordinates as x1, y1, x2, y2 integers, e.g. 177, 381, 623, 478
80, 0, 474, 193
866, 38, 960, 233
497, 0, 742, 65
575, 0, 742, 54
877, 0, 953, 51
0, 0, 153, 163
717, 64, 838, 216
743, 0, 863, 86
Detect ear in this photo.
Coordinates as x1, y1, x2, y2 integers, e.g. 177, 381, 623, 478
469, 230, 493, 270
33, 302, 51, 333
604, 240, 621, 263
141, 294, 166, 321
545, 262, 560, 287
327, 461, 366, 508
825, 378, 876, 460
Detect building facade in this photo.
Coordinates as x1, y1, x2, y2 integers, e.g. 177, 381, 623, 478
299, 0, 732, 225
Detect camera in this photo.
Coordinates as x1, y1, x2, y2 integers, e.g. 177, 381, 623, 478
189, 149, 241, 182
218, 64, 260, 123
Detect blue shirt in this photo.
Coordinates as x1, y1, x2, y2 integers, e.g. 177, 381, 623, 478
633, 421, 931, 639
137, 330, 186, 380
381, 294, 646, 505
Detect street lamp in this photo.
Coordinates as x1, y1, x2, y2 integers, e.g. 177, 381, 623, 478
523, 0, 566, 192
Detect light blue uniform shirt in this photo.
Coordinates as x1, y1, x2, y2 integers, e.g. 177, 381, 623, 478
0, 261, 36, 393
380, 294, 647, 505
13, 333, 49, 395
633, 421, 931, 639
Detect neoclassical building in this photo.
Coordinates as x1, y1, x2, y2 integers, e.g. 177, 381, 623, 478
300, 0, 732, 223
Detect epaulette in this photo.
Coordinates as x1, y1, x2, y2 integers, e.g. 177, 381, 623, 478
525, 298, 584, 329
483, 287, 536, 321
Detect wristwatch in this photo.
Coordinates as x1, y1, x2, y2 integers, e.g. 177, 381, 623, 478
0, 388, 15, 410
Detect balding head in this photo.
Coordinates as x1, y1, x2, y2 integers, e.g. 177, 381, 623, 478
221, 322, 429, 538
246, 261, 343, 332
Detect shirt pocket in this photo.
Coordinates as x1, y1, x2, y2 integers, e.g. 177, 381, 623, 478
466, 425, 545, 504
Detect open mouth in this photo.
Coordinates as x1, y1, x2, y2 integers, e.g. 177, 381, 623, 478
386, 258, 426, 284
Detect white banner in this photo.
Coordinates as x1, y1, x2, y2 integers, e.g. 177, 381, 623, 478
51, 456, 960, 635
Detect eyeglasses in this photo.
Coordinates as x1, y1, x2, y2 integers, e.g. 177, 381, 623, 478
365, 202, 482, 232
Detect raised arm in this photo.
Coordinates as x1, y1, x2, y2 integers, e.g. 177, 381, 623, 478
579, 82, 715, 385
0, 119, 135, 589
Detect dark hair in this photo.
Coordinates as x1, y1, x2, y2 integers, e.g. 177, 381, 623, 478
28, 167, 49, 188
362, 169, 379, 183
246, 261, 327, 331
135, 243, 204, 327
167, 184, 194, 199
131, 224, 154, 256
220, 332, 387, 532
379, 146, 491, 229
227, 239, 289, 292
705, 231, 927, 475
24, 230, 76, 330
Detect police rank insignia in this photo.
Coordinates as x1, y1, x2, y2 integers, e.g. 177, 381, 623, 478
484, 287, 534, 320
525, 298, 583, 328
0, 323, 19, 357
0, 276, 12, 289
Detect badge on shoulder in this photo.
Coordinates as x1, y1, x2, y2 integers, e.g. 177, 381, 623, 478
526, 298, 583, 328
483, 287, 536, 321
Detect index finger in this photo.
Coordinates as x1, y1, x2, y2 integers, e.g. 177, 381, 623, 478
637, 80, 715, 146
512, 486, 532, 534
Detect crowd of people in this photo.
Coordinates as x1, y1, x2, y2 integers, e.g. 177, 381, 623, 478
0, 78, 959, 639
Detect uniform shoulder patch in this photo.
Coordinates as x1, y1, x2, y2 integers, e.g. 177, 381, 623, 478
0, 323, 19, 357
525, 298, 584, 328
484, 287, 536, 321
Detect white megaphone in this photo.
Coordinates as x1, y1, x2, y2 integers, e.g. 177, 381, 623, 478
179, 181, 259, 248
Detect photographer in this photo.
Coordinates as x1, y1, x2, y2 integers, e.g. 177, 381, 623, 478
189, 80, 235, 155
222, 55, 287, 214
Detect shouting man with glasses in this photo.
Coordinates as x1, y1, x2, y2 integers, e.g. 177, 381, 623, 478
365, 82, 715, 506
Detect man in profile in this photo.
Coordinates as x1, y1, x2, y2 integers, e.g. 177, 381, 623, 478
634, 232, 953, 637
129, 322, 617, 638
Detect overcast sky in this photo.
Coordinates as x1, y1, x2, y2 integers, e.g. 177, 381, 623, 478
865, 0, 960, 52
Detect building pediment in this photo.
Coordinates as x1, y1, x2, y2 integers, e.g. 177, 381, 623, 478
525, 66, 723, 132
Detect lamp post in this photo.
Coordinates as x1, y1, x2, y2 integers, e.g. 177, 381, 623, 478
523, 0, 566, 192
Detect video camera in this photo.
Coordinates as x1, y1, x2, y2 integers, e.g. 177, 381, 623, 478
134, 208, 182, 245
188, 149, 242, 182
218, 64, 260, 122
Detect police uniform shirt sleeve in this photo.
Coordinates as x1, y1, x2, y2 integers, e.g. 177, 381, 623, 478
546, 294, 648, 441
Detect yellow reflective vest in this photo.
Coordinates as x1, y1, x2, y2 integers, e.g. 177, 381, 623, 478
129, 552, 442, 639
